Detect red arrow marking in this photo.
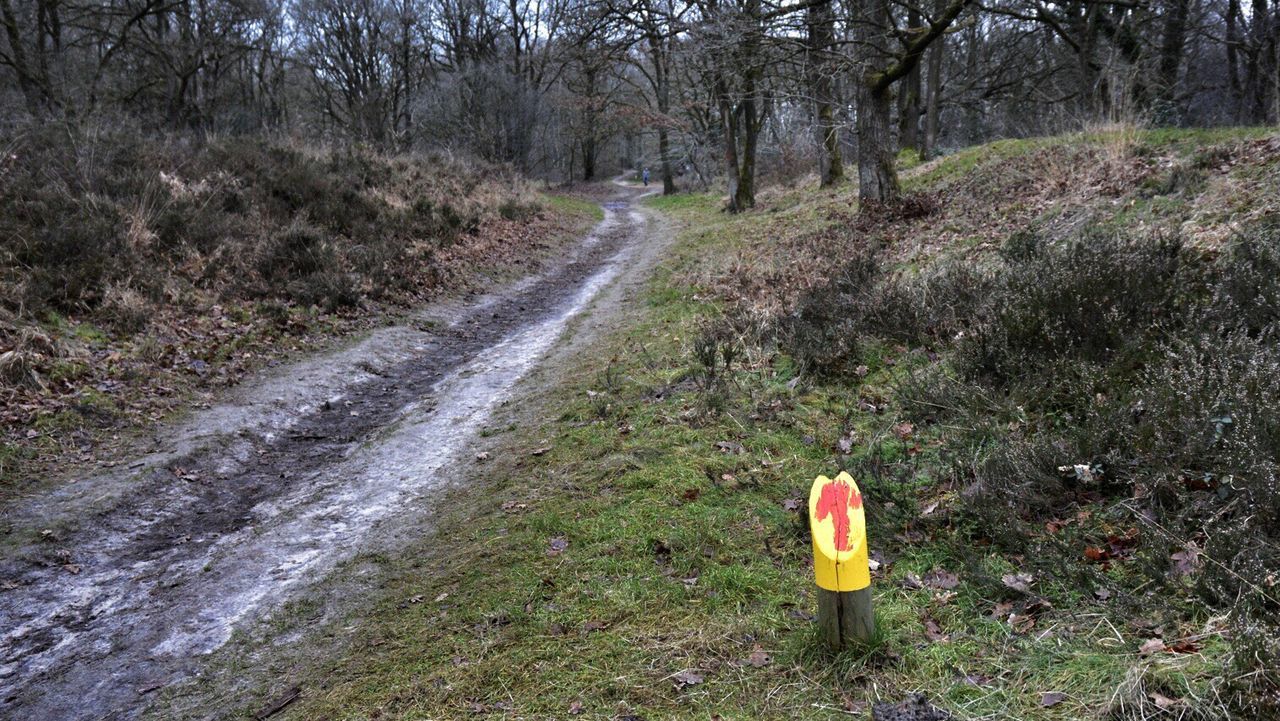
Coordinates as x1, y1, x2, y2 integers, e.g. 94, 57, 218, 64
815, 477, 862, 552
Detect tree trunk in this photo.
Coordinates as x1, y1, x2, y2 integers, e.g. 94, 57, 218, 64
582, 137, 597, 181
855, 80, 899, 204
716, 75, 743, 211
645, 21, 678, 194
0, 0, 47, 113
1155, 0, 1189, 117
807, 0, 843, 187
1228, 0, 1242, 120
897, 8, 923, 154
735, 90, 758, 210
658, 126, 676, 194
922, 28, 943, 161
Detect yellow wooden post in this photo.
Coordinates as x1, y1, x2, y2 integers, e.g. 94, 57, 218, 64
809, 471, 874, 650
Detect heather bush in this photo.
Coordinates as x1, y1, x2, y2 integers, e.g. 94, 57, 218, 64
783, 217, 1280, 713
781, 249, 993, 376
0, 121, 540, 334
954, 228, 1189, 385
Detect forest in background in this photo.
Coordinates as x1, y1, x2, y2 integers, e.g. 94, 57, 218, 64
1, 0, 1277, 201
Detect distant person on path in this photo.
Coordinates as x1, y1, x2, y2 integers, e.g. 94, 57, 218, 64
642, 168, 650, 186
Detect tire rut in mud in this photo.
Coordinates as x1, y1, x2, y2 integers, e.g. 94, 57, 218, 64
0, 191, 646, 721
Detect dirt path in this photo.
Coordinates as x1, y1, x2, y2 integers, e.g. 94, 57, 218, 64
0, 183, 661, 721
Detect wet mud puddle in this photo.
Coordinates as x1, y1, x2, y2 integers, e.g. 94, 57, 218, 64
0, 191, 652, 720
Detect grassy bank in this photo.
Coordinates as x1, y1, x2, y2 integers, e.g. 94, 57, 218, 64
205, 127, 1277, 720
0, 123, 600, 491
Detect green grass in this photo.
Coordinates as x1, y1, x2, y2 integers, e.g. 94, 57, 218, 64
266, 145, 1254, 719
643, 192, 721, 214
544, 192, 606, 221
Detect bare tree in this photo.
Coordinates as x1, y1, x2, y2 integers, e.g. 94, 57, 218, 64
852, 0, 972, 202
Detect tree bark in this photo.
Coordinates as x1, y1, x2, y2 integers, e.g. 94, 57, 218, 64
853, 0, 969, 203
1155, 0, 1189, 116
1228, 0, 1242, 120
0, 0, 47, 113
736, 84, 758, 210
658, 125, 676, 194
806, 0, 843, 187
921, 24, 943, 161
855, 79, 899, 203
897, 8, 923, 154
644, 16, 678, 194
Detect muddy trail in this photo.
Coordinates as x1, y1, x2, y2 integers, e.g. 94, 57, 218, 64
0, 184, 658, 721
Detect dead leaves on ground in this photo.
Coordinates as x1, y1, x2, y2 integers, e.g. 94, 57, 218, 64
547, 537, 569, 557
1138, 636, 1203, 657
1001, 572, 1034, 594
903, 567, 959, 592
671, 669, 704, 689
1040, 691, 1067, 708
745, 646, 772, 667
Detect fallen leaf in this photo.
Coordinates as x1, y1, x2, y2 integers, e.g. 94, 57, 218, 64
1094, 587, 1112, 601
990, 601, 1014, 620
903, 572, 924, 590
1168, 639, 1202, 654
682, 487, 700, 501
1171, 545, 1201, 576
1084, 546, 1111, 562
1009, 613, 1035, 634
530, 446, 552, 456
963, 673, 993, 687
1150, 692, 1180, 710
673, 670, 704, 688
1041, 691, 1067, 707
714, 440, 745, 455
581, 621, 607, 633
894, 422, 914, 440
837, 436, 854, 454
547, 537, 569, 556
922, 617, 949, 643
781, 498, 803, 511
923, 568, 959, 590
1045, 519, 1069, 534
1001, 572, 1034, 593
568, 701, 584, 715
1139, 638, 1166, 656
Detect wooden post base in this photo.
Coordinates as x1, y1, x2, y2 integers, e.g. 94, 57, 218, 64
818, 586, 874, 651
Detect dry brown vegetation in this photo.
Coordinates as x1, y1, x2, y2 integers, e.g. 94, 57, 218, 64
0, 122, 590, 488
